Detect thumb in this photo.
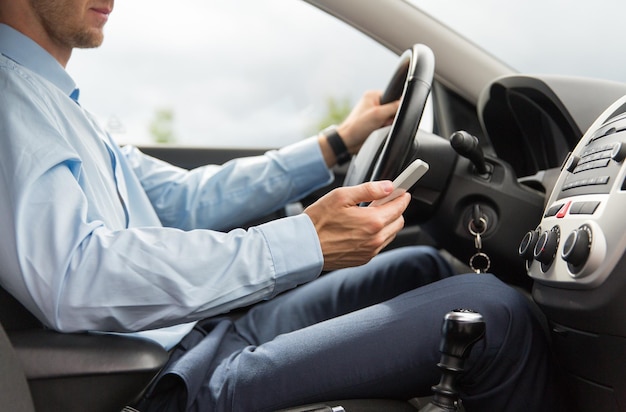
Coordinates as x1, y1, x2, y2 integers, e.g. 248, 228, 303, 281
346, 181, 394, 205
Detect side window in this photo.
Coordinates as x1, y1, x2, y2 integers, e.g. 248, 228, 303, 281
68, 0, 401, 148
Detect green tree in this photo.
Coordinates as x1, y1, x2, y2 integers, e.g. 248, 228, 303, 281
315, 96, 352, 133
149, 108, 177, 144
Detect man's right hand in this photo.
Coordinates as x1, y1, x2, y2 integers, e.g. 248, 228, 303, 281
303, 181, 411, 271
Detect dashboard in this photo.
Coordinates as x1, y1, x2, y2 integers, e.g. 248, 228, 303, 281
478, 75, 626, 179
477, 76, 626, 409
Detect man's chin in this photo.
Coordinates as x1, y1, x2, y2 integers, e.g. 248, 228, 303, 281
74, 30, 105, 49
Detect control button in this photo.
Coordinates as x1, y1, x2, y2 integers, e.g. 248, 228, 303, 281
569, 201, 600, 215
569, 202, 584, 214
519, 229, 540, 260
565, 154, 580, 173
589, 176, 609, 185
611, 142, 626, 162
562, 176, 610, 191
544, 204, 563, 217
583, 143, 617, 156
556, 201, 571, 218
561, 225, 592, 270
560, 151, 572, 171
590, 126, 616, 142
573, 158, 611, 173
596, 175, 610, 185
580, 201, 600, 214
534, 226, 560, 269
578, 150, 611, 165
603, 127, 617, 137
582, 146, 600, 157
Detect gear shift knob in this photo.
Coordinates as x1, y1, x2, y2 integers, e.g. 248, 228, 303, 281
420, 309, 486, 412
440, 309, 486, 358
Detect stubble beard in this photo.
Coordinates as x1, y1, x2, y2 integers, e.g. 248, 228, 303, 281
29, 0, 105, 50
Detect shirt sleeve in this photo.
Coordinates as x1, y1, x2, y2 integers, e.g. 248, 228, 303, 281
0, 59, 327, 335
120, 137, 334, 231
6, 159, 325, 334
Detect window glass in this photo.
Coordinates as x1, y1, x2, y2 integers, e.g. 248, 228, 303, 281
68, 0, 399, 148
408, 0, 626, 83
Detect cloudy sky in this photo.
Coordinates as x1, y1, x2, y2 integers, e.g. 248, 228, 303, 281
410, 0, 626, 82
67, 0, 398, 147
67, 0, 626, 148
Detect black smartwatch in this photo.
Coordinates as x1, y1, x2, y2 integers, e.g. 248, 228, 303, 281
322, 125, 351, 165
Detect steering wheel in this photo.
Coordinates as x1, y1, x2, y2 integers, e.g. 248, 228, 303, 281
343, 44, 435, 186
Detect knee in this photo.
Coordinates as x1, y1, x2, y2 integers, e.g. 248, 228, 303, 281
465, 276, 548, 370
448, 275, 539, 341
469, 274, 532, 313
452, 276, 556, 410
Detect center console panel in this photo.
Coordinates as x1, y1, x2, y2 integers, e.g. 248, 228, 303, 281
522, 96, 626, 411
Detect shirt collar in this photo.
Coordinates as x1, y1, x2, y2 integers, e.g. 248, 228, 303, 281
0, 23, 77, 99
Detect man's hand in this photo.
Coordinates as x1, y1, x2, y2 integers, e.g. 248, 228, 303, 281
338, 90, 400, 154
318, 90, 399, 167
303, 180, 411, 271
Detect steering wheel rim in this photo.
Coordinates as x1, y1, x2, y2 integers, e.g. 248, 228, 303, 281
373, 44, 435, 181
344, 44, 435, 186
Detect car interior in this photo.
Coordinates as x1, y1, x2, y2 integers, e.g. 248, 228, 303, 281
3, 0, 626, 410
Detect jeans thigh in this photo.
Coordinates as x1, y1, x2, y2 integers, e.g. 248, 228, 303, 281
233, 245, 455, 345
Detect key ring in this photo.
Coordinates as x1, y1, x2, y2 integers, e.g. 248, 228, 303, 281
469, 252, 491, 274
468, 216, 489, 273
468, 217, 488, 236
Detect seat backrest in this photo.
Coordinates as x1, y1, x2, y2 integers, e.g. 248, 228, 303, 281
0, 320, 35, 412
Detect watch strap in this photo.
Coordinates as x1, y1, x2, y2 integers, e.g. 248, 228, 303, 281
324, 126, 351, 165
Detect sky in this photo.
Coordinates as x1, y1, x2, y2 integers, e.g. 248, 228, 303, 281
67, 0, 398, 147
409, 0, 626, 82
66, 0, 626, 148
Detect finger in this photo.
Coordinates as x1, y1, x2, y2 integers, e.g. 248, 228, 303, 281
364, 89, 383, 102
374, 192, 411, 221
380, 99, 400, 118
371, 90, 383, 102
342, 181, 395, 205
374, 215, 405, 253
370, 100, 400, 128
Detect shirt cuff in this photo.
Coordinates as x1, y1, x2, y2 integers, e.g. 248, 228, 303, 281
257, 213, 323, 297
276, 136, 334, 191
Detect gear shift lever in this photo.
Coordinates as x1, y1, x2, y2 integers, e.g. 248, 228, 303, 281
420, 309, 486, 412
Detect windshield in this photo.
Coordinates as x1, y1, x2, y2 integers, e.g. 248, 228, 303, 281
409, 0, 626, 84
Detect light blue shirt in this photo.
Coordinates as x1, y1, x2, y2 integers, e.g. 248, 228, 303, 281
0, 24, 333, 349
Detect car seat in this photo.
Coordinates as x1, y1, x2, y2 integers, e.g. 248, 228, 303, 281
0, 285, 427, 411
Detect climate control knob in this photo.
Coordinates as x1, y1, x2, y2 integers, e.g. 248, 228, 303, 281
519, 229, 540, 260
561, 225, 592, 269
533, 226, 560, 268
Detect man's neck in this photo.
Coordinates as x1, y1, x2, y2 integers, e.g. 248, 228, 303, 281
0, 15, 71, 67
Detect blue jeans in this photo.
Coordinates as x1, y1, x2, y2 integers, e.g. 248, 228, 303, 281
139, 246, 561, 411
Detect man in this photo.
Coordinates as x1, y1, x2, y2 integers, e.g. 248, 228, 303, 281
0, 0, 561, 411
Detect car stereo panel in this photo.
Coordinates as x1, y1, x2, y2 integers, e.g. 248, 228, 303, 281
525, 95, 626, 288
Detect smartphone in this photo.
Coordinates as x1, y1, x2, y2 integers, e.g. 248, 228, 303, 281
369, 159, 429, 207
